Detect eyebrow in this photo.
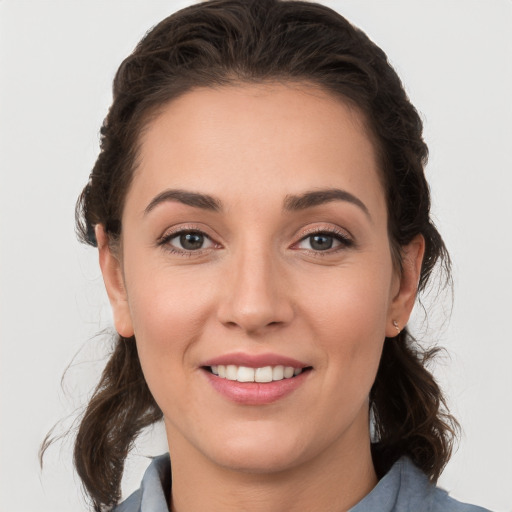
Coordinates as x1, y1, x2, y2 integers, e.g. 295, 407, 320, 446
143, 187, 370, 219
284, 188, 371, 219
144, 189, 222, 215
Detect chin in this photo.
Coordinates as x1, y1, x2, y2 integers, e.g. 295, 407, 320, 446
214, 449, 305, 475
202, 428, 313, 475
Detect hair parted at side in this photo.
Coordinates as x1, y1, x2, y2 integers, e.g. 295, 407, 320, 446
48, 0, 457, 510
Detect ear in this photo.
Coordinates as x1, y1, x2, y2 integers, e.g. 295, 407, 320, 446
95, 225, 134, 338
386, 234, 425, 337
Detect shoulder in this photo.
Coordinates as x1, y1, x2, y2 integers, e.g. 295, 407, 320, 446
112, 454, 171, 512
402, 458, 491, 512
112, 489, 142, 512
350, 457, 493, 512
434, 493, 492, 512
394, 458, 491, 512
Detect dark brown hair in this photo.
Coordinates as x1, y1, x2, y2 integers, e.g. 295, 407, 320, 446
45, 0, 458, 510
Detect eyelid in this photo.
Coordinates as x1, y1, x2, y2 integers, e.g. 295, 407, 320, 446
291, 225, 355, 252
157, 224, 221, 254
156, 223, 353, 255
298, 224, 353, 239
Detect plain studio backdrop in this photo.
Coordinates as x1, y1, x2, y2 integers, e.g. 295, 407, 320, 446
1, 1, 511, 511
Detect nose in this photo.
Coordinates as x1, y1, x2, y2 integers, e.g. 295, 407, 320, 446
217, 248, 294, 335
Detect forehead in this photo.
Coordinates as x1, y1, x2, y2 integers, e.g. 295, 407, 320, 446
128, 83, 385, 218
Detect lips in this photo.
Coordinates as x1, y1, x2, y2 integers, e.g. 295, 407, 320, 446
202, 352, 308, 369
201, 353, 312, 404
211, 364, 303, 383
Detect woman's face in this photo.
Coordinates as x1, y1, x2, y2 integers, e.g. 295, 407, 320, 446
100, 83, 422, 474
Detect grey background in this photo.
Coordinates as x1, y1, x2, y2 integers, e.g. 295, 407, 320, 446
1, 1, 511, 510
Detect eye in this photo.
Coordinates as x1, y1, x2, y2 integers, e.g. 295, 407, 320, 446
162, 230, 215, 252
295, 231, 353, 252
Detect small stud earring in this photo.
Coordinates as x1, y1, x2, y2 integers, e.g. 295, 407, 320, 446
392, 320, 400, 334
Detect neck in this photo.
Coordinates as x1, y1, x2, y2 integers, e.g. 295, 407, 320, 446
167, 422, 377, 512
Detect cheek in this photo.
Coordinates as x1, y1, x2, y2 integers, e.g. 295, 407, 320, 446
300, 262, 392, 389
122, 258, 215, 380
301, 263, 393, 342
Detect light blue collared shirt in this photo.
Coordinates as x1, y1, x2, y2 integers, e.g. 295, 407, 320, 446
114, 454, 492, 512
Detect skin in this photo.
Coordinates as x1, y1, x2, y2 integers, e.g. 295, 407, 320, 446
97, 83, 424, 512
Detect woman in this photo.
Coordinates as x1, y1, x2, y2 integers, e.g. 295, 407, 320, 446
54, 0, 491, 510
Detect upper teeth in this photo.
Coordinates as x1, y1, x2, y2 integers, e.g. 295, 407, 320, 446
211, 365, 302, 383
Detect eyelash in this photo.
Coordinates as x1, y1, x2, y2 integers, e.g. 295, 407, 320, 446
293, 227, 354, 255
157, 226, 354, 256
157, 228, 218, 256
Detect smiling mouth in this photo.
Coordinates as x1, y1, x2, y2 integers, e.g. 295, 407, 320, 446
205, 365, 312, 383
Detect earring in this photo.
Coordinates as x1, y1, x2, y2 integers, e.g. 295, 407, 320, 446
392, 320, 400, 334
